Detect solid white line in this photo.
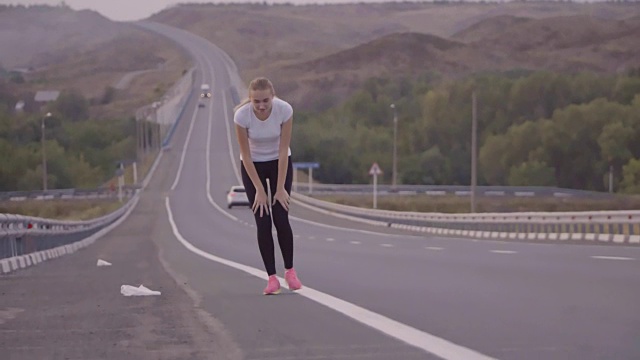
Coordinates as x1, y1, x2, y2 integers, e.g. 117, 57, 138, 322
425, 247, 444, 251
350, 241, 361, 245
290, 214, 421, 238
205, 92, 238, 222
591, 256, 635, 261
165, 197, 495, 360
326, 238, 335, 242
221, 91, 242, 184
490, 250, 517, 254
170, 88, 200, 191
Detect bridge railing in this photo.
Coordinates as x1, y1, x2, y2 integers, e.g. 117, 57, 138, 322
0, 192, 139, 260
292, 192, 640, 245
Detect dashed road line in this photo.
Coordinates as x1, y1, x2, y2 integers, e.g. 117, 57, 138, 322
591, 256, 634, 261
425, 247, 444, 251
490, 250, 517, 254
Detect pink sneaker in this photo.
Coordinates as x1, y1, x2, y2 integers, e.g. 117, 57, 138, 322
263, 275, 281, 295
285, 268, 303, 291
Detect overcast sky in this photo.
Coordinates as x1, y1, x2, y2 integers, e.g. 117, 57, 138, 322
0, 0, 409, 21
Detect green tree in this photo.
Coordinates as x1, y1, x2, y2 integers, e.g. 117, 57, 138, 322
507, 161, 556, 186
620, 158, 640, 194
52, 91, 89, 122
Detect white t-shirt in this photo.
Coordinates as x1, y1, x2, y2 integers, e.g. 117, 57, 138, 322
233, 97, 293, 162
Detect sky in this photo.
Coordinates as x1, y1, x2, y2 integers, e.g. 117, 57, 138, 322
1, 0, 401, 21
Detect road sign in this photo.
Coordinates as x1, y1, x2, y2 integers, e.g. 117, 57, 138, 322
293, 162, 320, 169
369, 162, 382, 176
292, 162, 320, 194
369, 162, 383, 209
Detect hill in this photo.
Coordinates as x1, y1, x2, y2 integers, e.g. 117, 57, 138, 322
0, 5, 191, 119
1, 3, 638, 115
151, 2, 640, 110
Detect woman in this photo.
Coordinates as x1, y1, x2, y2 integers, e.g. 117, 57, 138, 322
233, 77, 303, 295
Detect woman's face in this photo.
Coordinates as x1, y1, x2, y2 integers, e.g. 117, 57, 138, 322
250, 89, 273, 118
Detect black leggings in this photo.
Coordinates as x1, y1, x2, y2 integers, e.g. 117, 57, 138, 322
241, 157, 293, 276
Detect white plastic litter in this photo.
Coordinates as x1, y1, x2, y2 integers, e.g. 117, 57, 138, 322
120, 284, 161, 297
96, 259, 112, 267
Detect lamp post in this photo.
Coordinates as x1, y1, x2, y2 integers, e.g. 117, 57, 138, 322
390, 103, 398, 189
41, 112, 52, 191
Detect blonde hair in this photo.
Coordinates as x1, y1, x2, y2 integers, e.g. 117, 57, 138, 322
234, 77, 275, 112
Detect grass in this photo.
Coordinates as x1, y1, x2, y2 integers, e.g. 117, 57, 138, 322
0, 199, 124, 220
310, 193, 640, 213
1, 150, 159, 221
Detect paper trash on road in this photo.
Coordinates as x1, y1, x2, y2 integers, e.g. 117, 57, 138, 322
96, 259, 112, 267
120, 284, 161, 296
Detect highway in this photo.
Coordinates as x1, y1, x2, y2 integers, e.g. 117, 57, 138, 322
1, 21, 639, 360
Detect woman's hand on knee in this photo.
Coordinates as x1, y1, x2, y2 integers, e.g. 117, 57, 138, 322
253, 189, 269, 217
273, 189, 290, 212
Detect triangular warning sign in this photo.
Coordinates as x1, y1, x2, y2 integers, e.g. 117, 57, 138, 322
369, 162, 382, 176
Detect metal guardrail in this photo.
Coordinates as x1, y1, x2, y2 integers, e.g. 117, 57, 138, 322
0, 191, 139, 260
293, 184, 611, 198
292, 192, 640, 245
0, 186, 139, 202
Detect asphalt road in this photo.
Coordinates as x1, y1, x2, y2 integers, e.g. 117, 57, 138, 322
1, 21, 640, 360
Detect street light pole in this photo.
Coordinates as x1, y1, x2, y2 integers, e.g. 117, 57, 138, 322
471, 91, 477, 213
41, 112, 52, 191
390, 103, 398, 189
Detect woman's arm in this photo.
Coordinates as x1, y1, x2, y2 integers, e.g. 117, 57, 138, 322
235, 124, 269, 216
273, 116, 293, 211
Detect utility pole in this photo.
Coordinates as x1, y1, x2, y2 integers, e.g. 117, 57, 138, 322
471, 91, 477, 213
41, 112, 52, 191
390, 103, 398, 189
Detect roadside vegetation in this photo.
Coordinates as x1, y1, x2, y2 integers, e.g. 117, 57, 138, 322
292, 70, 640, 194
0, 199, 123, 220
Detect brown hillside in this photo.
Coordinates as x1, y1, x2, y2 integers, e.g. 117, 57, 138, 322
294, 33, 465, 73
0, 6, 191, 120
152, 2, 640, 111
453, 14, 640, 73
0, 7, 127, 68
151, 3, 408, 73
454, 14, 640, 51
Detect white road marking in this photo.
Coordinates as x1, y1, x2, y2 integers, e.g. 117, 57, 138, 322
350, 241, 361, 245
165, 197, 495, 360
326, 238, 335, 242
381, 244, 394, 248
205, 95, 238, 221
290, 213, 422, 238
490, 250, 517, 254
591, 256, 635, 261
221, 91, 242, 184
425, 247, 444, 251
170, 92, 200, 191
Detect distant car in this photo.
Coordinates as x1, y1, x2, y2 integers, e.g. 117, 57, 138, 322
226, 185, 250, 209
200, 83, 212, 98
